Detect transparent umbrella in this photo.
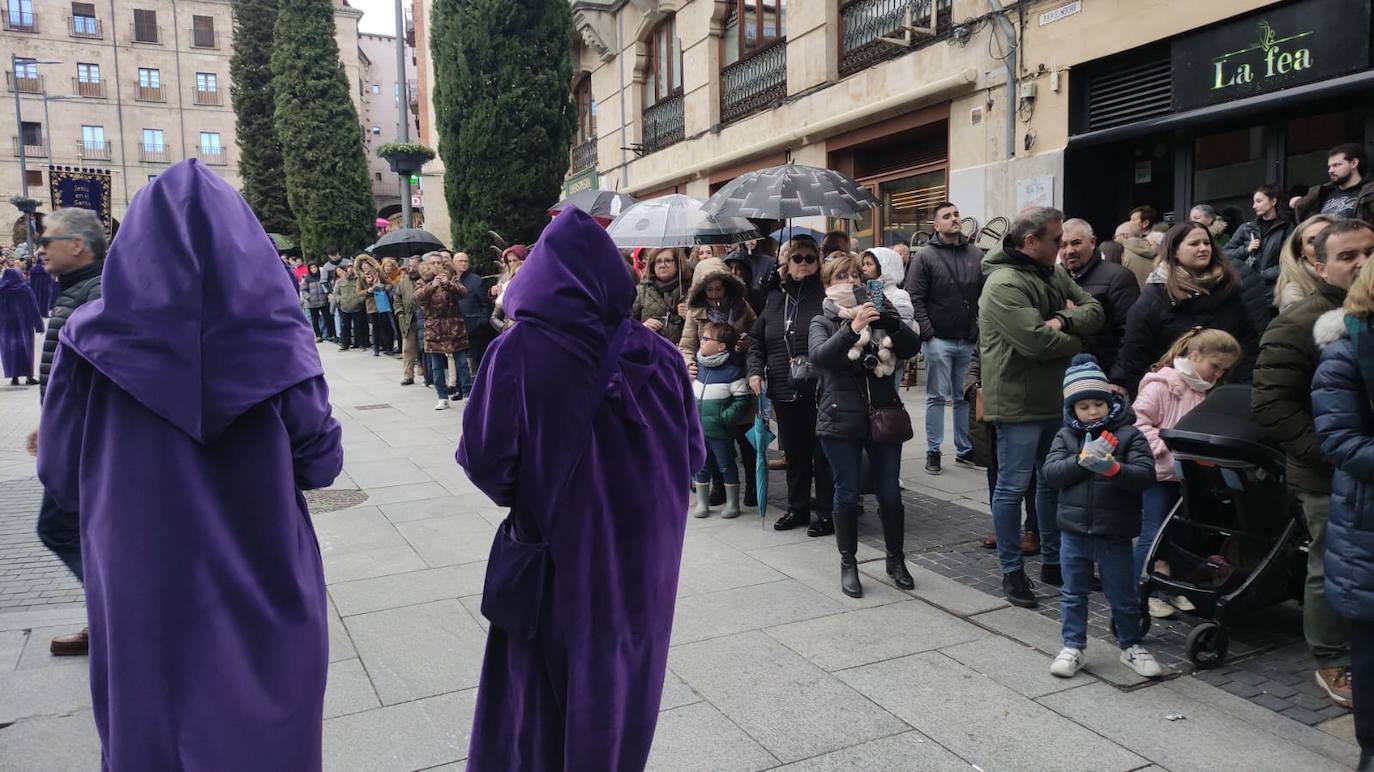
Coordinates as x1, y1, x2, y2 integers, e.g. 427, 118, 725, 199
606, 194, 761, 248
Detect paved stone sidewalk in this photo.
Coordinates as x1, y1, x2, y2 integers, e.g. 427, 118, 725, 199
0, 344, 1360, 770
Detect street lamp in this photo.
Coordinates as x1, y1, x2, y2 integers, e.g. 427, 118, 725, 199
11, 55, 61, 257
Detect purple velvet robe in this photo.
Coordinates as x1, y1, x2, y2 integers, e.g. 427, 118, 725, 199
36, 160, 342, 771
0, 268, 42, 378
458, 209, 704, 770
29, 256, 56, 314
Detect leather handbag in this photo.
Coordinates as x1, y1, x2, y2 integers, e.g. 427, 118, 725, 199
479, 319, 633, 640
859, 371, 914, 444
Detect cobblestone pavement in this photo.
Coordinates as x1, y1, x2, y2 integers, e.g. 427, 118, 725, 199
0, 476, 84, 613
0, 343, 1359, 770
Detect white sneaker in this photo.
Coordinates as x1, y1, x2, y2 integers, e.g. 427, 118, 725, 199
1120, 644, 1166, 678
434, 399, 449, 411
1147, 597, 1177, 618
1050, 647, 1083, 678
1171, 595, 1197, 613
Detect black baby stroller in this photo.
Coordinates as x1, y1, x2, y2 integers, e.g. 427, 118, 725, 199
1135, 384, 1307, 669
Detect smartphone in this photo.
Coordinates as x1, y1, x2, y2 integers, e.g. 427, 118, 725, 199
865, 279, 884, 310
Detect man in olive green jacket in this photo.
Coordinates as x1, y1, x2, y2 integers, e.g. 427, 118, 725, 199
393, 267, 421, 385
978, 206, 1103, 608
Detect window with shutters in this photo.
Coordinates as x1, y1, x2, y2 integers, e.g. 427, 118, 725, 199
191, 15, 216, 48
133, 8, 158, 43
70, 1, 99, 37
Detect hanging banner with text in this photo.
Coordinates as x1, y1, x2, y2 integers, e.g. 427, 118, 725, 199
1172, 0, 1371, 111
48, 165, 113, 233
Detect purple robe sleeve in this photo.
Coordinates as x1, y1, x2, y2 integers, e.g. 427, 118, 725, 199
456, 341, 523, 508
36, 345, 91, 513
276, 374, 344, 491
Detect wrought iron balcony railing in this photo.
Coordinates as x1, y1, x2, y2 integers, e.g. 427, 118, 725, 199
839, 0, 952, 76
569, 138, 597, 173
642, 93, 684, 155
73, 78, 106, 98
139, 143, 170, 163
68, 14, 101, 38
197, 145, 225, 165
720, 38, 786, 125
136, 84, 165, 102
12, 136, 47, 158
193, 88, 222, 106
5, 72, 43, 94
2, 8, 36, 32
78, 140, 111, 160
189, 28, 218, 49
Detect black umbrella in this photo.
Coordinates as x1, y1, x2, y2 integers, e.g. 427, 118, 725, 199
549, 189, 637, 221
702, 163, 879, 220
367, 228, 446, 259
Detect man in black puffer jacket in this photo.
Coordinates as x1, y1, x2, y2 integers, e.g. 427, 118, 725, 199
1060, 219, 1139, 375
25, 207, 105, 657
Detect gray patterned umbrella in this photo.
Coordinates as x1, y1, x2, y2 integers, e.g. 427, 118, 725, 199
607, 194, 762, 248
702, 163, 879, 220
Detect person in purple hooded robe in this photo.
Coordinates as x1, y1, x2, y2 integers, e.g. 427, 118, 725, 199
36, 159, 342, 770
29, 255, 56, 315
0, 267, 42, 384
458, 208, 705, 770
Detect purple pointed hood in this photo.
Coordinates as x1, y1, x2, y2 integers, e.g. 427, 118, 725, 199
61, 159, 322, 444
0, 267, 24, 293
504, 207, 635, 335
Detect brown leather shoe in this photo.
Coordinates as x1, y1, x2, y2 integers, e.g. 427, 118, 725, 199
767, 456, 787, 471
1020, 530, 1041, 556
50, 628, 89, 657
1315, 667, 1353, 708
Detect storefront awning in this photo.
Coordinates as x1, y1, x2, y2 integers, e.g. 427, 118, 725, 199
1067, 68, 1374, 149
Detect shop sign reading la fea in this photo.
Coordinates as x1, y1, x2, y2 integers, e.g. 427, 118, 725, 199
1171, 0, 1370, 111
1211, 21, 1313, 93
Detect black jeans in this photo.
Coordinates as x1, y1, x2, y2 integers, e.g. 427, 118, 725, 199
466, 316, 494, 374
773, 397, 832, 516
340, 310, 369, 349
37, 489, 82, 581
369, 311, 395, 354
1350, 618, 1374, 759
308, 306, 335, 340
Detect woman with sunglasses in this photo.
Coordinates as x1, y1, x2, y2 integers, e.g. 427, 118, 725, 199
747, 237, 834, 534
809, 254, 920, 597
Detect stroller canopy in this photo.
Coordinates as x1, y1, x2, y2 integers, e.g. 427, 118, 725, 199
1161, 385, 1285, 472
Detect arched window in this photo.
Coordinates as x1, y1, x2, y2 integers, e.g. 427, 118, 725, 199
573, 75, 596, 146
723, 0, 786, 67
643, 15, 682, 107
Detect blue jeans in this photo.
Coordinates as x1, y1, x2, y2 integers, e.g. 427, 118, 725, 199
923, 338, 974, 455
1061, 531, 1143, 650
1135, 481, 1179, 583
819, 437, 903, 514
695, 437, 739, 485
428, 353, 472, 400
993, 419, 1060, 573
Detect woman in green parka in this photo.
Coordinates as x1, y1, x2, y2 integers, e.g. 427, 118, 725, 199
631, 246, 688, 344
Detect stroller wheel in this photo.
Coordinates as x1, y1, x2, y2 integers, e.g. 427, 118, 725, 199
1185, 622, 1230, 669
1110, 612, 1152, 642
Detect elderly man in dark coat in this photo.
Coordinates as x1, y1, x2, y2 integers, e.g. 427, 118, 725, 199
37, 160, 342, 769
458, 208, 704, 770
1059, 218, 1140, 375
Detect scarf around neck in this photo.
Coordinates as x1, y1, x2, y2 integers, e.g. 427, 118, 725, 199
1166, 261, 1226, 301
824, 283, 860, 319
1066, 393, 1125, 434
697, 349, 731, 369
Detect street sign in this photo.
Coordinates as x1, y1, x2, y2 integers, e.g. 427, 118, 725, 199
1039, 1, 1081, 27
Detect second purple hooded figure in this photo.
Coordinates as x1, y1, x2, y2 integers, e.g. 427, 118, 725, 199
37, 160, 342, 770
458, 208, 704, 769
0, 267, 42, 382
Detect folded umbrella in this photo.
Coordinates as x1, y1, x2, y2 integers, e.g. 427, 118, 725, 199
746, 393, 777, 520
367, 227, 446, 259
607, 194, 762, 248
703, 163, 879, 220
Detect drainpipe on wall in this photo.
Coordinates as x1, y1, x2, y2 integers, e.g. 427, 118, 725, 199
985, 0, 1017, 159
107, 0, 130, 209
616, 9, 628, 190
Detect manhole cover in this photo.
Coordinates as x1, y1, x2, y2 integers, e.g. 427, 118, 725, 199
354, 403, 393, 411
305, 488, 369, 513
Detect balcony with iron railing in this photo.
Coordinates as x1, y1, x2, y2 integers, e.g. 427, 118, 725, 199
67, 14, 101, 38
136, 84, 165, 102
73, 78, 106, 98
193, 87, 222, 106
720, 38, 787, 125
131, 21, 162, 44
5, 72, 43, 94
197, 145, 225, 165
77, 139, 111, 160
406, 79, 419, 111
569, 138, 596, 174
2, 8, 36, 32
189, 28, 218, 49
642, 93, 684, 155
12, 136, 47, 158
139, 143, 170, 163
839, 0, 953, 76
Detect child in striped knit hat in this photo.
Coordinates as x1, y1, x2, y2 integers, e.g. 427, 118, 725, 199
1042, 354, 1165, 679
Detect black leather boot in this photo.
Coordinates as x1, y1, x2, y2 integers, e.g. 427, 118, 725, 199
878, 504, 914, 589
834, 507, 862, 597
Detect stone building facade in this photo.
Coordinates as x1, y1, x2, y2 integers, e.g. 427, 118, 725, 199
2, 0, 364, 224
358, 29, 419, 222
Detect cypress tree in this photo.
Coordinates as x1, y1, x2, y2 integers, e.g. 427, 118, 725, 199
431, 0, 575, 272
229, 0, 295, 237
270, 0, 375, 258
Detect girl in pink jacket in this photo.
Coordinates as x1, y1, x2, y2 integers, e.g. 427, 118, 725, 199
1132, 328, 1242, 619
